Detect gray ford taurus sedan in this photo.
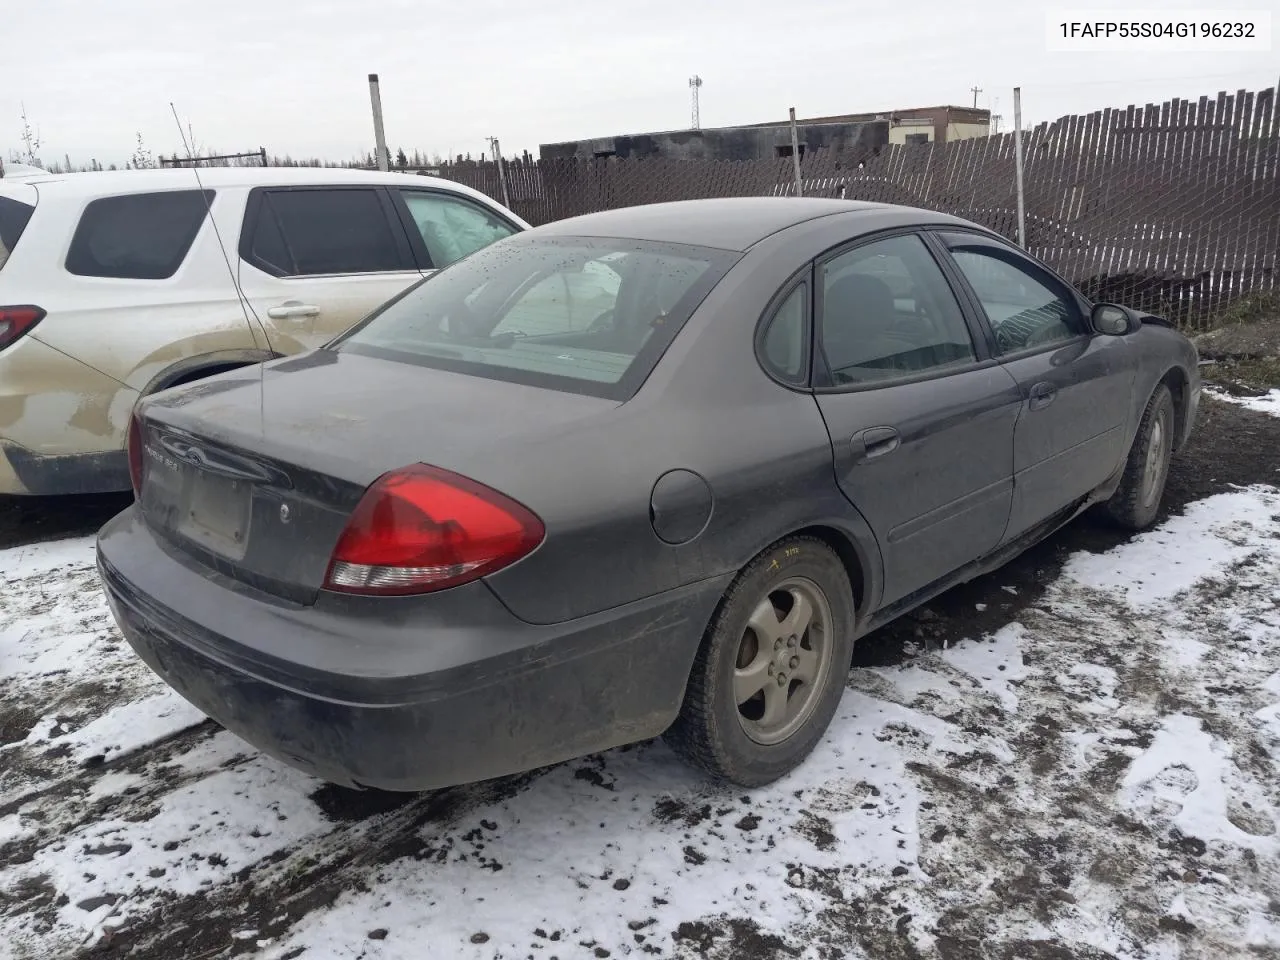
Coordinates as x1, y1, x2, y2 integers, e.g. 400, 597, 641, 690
97, 197, 1201, 791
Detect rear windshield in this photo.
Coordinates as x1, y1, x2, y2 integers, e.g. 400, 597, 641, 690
333, 235, 736, 400
0, 196, 34, 272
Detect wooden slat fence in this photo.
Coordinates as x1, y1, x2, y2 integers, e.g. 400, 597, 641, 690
438, 86, 1279, 329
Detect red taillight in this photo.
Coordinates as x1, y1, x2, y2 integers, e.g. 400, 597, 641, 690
127, 414, 145, 497
0, 305, 45, 351
324, 464, 545, 596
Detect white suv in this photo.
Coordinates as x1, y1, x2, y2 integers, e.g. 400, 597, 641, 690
0, 167, 528, 496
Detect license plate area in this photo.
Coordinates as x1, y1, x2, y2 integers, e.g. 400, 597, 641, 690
176, 471, 253, 561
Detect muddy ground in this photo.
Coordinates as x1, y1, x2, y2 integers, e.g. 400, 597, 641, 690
1, 394, 1279, 960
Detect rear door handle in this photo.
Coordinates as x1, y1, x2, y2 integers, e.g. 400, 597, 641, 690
1028, 381, 1057, 410
267, 301, 321, 320
854, 426, 900, 460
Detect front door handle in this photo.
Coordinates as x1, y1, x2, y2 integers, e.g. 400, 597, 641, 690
1028, 381, 1057, 410
854, 426, 901, 460
267, 301, 321, 320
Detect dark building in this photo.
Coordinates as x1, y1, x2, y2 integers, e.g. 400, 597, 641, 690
538, 105, 992, 163
539, 118, 889, 163
537, 106, 988, 165
777, 105, 993, 146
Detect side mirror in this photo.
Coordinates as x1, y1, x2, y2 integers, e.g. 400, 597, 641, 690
1091, 303, 1140, 336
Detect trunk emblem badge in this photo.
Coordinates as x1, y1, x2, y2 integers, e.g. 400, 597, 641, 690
280, 504, 292, 523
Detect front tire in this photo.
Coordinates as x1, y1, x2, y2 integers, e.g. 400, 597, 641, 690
1104, 383, 1175, 530
664, 537, 855, 787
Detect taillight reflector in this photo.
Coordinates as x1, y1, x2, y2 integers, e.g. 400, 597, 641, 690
0, 305, 45, 351
127, 414, 145, 498
324, 464, 544, 596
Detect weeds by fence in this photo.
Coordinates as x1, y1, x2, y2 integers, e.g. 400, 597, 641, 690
439, 87, 1278, 330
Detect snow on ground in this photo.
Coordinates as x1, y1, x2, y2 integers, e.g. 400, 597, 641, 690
1205, 386, 1280, 418
1, 486, 1279, 959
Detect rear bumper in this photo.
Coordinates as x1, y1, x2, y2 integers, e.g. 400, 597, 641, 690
97, 507, 729, 791
0, 335, 138, 495
0, 441, 130, 496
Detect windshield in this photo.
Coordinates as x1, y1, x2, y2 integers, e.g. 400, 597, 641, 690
0, 195, 35, 272
334, 235, 737, 400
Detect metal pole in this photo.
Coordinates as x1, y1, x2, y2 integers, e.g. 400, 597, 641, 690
789, 107, 803, 198
1013, 86, 1026, 248
368, 73, 390, 172
491, 137, 512, 209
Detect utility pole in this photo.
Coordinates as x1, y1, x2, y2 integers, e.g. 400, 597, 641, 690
788, 107, 803, 197
1013, 86, 1026, 249
971, 86, 983, 109
487, 136, 512, 209
689, 75, 703, 130
368, 73, 390, 172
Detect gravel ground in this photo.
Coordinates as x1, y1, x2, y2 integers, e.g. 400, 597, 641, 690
1, 396, 1278, 960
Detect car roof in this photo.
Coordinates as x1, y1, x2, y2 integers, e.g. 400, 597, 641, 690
530, 197, 977, 252
6, 166, 516, 213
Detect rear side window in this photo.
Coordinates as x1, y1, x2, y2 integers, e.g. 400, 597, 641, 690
0, 196, 34, 272
819, 234, 975, 385
66, 190, 214, 280
243, 189, 408, 277
758, 283, 810, 384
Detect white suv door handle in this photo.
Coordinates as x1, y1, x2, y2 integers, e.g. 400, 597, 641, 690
267, 301, 320, 320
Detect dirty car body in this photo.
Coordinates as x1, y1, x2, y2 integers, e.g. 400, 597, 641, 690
97, 198, 1200, 791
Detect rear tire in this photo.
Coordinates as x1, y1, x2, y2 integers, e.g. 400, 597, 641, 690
664, 537, 855, 787
1104, 383, 1175, 531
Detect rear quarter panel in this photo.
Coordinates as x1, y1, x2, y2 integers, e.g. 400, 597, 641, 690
0, 335, 138, 460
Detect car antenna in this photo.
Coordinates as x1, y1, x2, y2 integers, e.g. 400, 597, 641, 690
169, 104, 268, 353
169, 103, 270, 433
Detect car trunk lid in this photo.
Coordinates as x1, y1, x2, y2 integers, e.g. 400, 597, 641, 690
135, 349, 618, 603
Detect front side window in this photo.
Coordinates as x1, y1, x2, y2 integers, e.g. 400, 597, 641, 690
946, 242, 1082, 354
244, 189, 406, 277
66, 190, 213, 279
819, 233, 975, 385
400, 191, 518, 268
335, 236, 735, 400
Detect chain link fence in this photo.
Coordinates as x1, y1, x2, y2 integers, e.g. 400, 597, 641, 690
441, 87, 1278, 330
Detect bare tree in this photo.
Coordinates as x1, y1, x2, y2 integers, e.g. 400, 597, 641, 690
130, 132, 155, 169
18, 102, 43, 167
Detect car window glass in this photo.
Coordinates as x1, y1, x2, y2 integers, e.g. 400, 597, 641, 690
0, 195, 35, 272
400, 192, 518, 268
760, 283, 808, 383
65, 190, 214, 280
247, 197, 294, 276
253, 189, 403, 276
336, 236, 734, 400
820, 234, 975, 385
491, 261, 622, 337
949, 248, 1081, 354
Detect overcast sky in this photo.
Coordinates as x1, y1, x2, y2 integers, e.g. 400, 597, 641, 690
5, 0, 1277, 167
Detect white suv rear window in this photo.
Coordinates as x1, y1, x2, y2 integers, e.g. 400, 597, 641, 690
65, 190, 214, 280
0, 195, 34, 272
